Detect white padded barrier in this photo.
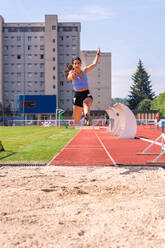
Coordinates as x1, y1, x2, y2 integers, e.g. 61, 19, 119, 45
106, 107, 120, 135
106, 103, 137, 139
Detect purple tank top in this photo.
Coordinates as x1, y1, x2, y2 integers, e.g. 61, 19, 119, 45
72, 72, 88, 90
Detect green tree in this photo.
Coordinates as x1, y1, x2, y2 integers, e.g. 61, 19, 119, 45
137, 99, 152, 110
111, 98, 128, 106
150, 92, 165, 118
127, 59, 155, 110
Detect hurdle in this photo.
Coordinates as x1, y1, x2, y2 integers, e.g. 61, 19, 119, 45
106, 103, 137, 139
137, 120, 165, 164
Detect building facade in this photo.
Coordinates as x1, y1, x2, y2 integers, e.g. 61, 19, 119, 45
80, 51, 111, 111
0, 14, 80, 115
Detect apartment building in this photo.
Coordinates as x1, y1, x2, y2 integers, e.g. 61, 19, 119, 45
0, 14, 111, 120
80, 51, 111, 111
0, 14, 80, 114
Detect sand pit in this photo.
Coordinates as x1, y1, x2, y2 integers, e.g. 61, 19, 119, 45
1, 165, 165, 248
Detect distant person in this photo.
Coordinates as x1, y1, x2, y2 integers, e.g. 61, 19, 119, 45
64, 48, 101, 126
155, 112, 161, 128
104, 112, 109, 126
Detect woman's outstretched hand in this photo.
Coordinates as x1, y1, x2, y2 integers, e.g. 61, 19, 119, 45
97, 48, 101, 56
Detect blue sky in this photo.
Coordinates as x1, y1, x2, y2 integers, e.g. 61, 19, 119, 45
1, 0, 165, 98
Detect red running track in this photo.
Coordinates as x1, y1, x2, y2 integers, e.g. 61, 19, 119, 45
48, 126, 165, 166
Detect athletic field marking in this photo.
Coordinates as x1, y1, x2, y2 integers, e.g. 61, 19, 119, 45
47, 130, 81, 166
94, 130, 117, 166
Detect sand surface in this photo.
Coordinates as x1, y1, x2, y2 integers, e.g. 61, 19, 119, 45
1, 165, 165, 248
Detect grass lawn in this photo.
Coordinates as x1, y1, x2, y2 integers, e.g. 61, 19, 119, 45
0, 126, 79, 164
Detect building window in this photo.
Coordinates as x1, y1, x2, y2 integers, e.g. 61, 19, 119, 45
28, 45, 31, 50
53, 76, 56, 80
17, 55, 21, 59
3, 28, 8, 33
28, 36, 32, 41
40, 45, 44, 50
53, 57, 55, 61
17, 72, 21, 77
53, 39, 56, 43
4, 55, 8, 60
53, 48, 55, 52
61, 27, 78, 32
40, 63, 44, 69
40, 72, 44, 78
52, 26, 56, 30
53, 66, 55, 70
40, 54, 44, 59
17, 45, 21, 50
60, 81, 64, 86
17, 36, 21, 41
28, 72, 32, 77
53, 85, 56, 89
72, 45, 76, 49
40, 36, 44, 41
4, 46, 8, 50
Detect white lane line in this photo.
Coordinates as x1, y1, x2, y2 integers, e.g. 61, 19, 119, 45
94, 130, 117, 166
47, 130, 81, 166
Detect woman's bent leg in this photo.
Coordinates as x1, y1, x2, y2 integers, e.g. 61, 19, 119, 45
83, 97, 93, 125
73, 105, 83, 124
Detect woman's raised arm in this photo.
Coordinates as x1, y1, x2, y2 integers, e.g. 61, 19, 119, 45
84, 48, 101, 73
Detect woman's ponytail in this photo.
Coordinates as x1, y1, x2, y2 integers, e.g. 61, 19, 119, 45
63, 64, 73, 79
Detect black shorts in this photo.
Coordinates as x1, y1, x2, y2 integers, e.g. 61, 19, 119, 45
72, 90, 93, 107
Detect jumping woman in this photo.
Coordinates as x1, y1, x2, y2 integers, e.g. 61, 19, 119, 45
64, 48, 101, 125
